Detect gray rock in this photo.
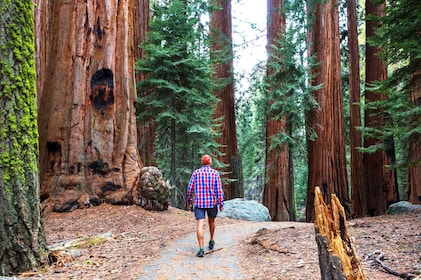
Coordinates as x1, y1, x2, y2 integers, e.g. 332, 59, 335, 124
218, 198, 271, 221
387, 201, 421, 214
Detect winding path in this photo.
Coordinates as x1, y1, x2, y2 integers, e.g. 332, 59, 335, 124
137, 221, 300, 280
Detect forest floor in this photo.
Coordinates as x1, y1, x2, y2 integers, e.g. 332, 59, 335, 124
20, 203, 421, 280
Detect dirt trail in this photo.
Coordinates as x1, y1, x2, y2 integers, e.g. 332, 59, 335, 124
137, 221, 313, 280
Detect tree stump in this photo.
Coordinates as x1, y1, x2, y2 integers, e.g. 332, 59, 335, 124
314, 187, 367, 280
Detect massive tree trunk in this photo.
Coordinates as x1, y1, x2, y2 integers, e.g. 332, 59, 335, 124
364, 0, 398, 216
36, 0, 142, 212
134, 0, 156, 167
407, 73, 421, 205
305, 0, 350, 222
347, 0, 366, 218
263, 0, 294, 221
210, 0, 243, 200
0, 1, 47, 275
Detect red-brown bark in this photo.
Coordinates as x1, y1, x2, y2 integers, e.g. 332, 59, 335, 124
364, 0, 398, 216
134, 0, 156, 167
263, 0, 293, 221
210, 0, 243, 199
347, 0, 366, 218
306, 0, 350, 222
407, 73, 421, 205
36, 0, 142, 211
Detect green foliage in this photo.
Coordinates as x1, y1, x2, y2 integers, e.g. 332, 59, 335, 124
237, 0, 315, 210
135, 0, 220, 208
236, 66, 266, 201
362, 0, 421, 171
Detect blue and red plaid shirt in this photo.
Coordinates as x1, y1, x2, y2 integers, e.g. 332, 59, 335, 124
186, 165, 224, 209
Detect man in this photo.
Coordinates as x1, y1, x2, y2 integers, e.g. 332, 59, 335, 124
186, 154, 224, 257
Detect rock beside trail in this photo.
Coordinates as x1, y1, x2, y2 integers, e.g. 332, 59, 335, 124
387, 201, 421, 214
218, 198, 271, 221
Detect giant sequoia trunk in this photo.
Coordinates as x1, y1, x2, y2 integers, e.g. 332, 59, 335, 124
364, 0, 398, 216
134, 0, 156, 167
210, 0, 243, 200
306, 0, 350, 222
407, 73, 421, 205
347, 0, 366, 218
0, 1, 47, 275
263, 0, 294, 221
35, 0, 142, 211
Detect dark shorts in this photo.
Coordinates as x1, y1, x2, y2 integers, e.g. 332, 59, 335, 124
194, 205, 218, 220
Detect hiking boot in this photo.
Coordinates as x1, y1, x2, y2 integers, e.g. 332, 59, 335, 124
196, 249, 204, 257
209, 240, 215, 250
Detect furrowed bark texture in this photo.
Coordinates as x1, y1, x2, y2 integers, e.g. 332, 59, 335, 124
36, 0, 142, 212
407, 72, 421, 205
0, 1, 47, 275
263, 0, 294, 221
306, 0, 350, 222
364, 0, 398, 216
134, 0, 156, 167
314, 187, 367, 280
210, 0, 243, 200
346, 0, 366, 218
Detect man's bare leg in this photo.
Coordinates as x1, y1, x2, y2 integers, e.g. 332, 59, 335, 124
196, 219, 205, 249
208, 217, 215, 241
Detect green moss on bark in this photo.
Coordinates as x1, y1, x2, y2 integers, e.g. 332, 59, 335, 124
0, 0, 47, 276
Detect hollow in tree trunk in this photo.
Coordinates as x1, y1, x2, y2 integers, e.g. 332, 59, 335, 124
35, 0, 142, 212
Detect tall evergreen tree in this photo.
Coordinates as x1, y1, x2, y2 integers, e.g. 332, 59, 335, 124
367, 0, 421, 205
136, 0, 219, 208
210, 0, 244, 200
134, 0, 155, 167
0, 1, 47, 275
364, 0, 399, 216
264, 0, 292, 221
306, 0, 350, 222
346, 0, 366, 217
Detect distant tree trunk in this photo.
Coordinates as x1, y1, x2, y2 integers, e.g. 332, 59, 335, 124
364, 0, 398, 216
306, 0, 350, 222
347, 0, 366, 218
0, 1, 47, 275
134, 0, 156, 167
407, 73, 421, 205
314, 187, 367, 280
36, 0, 142, 212
210, 0, 243, 200
263, 0, 294, 221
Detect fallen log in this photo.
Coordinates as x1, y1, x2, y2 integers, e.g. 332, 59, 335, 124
314, 186, 367, 280
249, 237, 290, 254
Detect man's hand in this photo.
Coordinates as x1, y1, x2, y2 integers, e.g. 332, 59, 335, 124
219, 206, 224, 212
188, 204, 193, 211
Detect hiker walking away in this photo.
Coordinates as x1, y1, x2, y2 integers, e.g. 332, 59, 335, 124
186, 154, 224, 257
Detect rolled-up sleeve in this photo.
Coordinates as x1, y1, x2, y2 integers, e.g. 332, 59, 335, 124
186, 171, 196, 205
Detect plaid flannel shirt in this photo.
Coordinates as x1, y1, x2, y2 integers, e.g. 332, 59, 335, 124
186, 165, 224, 209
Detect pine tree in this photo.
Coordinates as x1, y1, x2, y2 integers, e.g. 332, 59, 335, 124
136, 0, 219, 208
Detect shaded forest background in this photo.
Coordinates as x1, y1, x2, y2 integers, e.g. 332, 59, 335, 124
0, 0, 420, 276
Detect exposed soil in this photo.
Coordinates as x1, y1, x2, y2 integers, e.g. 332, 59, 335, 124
21, 204, 421, 279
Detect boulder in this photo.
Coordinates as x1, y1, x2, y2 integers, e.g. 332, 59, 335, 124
133, 166, 169, 211
387, 201, 421, 215
218, 198, 271, 221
